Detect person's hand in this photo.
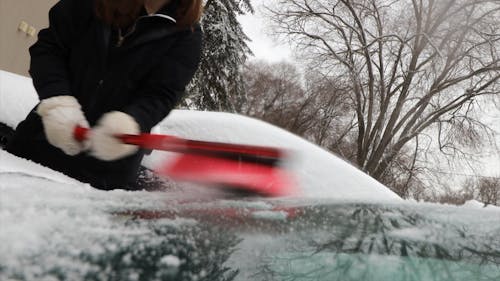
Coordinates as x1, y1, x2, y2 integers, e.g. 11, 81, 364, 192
87, 111, 140, 161
37, 95, 90, 156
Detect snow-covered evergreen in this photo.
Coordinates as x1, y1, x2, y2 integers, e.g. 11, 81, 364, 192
185, 0, 254, 111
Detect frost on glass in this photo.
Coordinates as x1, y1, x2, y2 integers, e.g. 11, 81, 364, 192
238, 204, 500, 281
1, 154, 499, 281
75, 222, 241, 281
0, 173, 240, 281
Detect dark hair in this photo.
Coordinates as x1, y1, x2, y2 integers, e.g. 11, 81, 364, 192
176, 0, 203, 28
95, 0, 203, 28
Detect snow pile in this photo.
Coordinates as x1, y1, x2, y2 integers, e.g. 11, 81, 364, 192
0, 69, 400, 201
462, 200, 500, 211
160, 255, 182, 267
0, 149, 80, 185
0, 70, 39, 128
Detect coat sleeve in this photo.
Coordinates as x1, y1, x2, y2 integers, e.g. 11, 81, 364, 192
29, 0, 92, 100
123, 27, 203, 132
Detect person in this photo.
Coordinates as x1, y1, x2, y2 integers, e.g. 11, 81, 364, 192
6, 0, 203, 190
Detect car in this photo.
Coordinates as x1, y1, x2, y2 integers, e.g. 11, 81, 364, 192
1, 165, 499, 281
1, 69, 499, 280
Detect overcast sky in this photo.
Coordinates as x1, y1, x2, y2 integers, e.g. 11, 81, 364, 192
237, 1, 499, 178
238, 1, 292, 62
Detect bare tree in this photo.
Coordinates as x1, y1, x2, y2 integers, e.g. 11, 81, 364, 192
477, 177, 500, 206
238, 61, 303, 116
429, 176, 500, 206
237, 61, 354, 143
237, 61, 313, 135
267, 0, 500, 186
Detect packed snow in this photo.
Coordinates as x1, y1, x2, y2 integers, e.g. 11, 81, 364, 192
461, 199, 500, 211
0, 70, 39, 128
0, 69, 400, 201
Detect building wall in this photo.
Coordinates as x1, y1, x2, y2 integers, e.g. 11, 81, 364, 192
0, 0, 58, 76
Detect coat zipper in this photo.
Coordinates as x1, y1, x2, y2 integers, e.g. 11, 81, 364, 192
116, 14, 177, 47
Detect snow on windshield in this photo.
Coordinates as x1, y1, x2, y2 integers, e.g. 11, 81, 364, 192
2, 152, 499, 280
226, 202, 500, 281
0, 150, 237, 280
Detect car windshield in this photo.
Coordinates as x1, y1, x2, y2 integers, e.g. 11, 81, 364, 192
1, 173, 499, 281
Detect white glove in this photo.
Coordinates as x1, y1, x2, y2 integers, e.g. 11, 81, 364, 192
88, 111, 140, 161
37, 95, 90, 156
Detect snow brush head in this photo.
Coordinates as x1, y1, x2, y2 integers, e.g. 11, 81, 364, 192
74, 126, 300, 197
159, 151, 300, 198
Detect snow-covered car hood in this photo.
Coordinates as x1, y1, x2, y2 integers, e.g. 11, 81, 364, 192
0, 69, 401, 202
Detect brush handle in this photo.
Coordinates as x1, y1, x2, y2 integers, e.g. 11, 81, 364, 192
73, 126, 284, 162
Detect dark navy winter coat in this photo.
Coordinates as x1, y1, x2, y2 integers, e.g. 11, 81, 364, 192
7, 0, 202, 190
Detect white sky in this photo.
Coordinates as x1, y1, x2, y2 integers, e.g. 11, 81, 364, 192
238, 2, 499, 179
238, 1, 293, 63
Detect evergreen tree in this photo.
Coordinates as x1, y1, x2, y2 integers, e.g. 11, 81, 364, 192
185, 0, 253, 111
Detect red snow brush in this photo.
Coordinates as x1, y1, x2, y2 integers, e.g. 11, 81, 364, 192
74, 126, 298, 197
